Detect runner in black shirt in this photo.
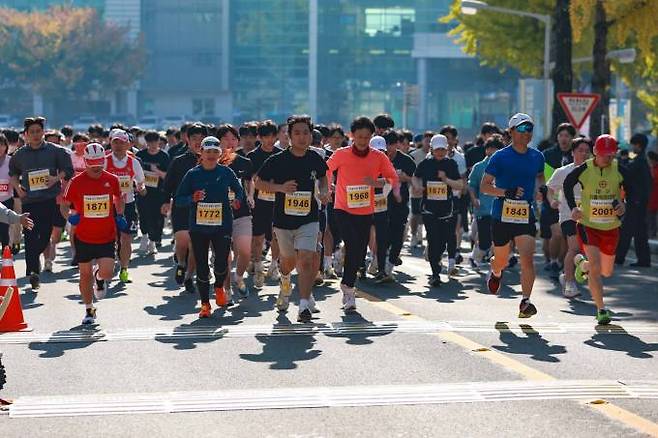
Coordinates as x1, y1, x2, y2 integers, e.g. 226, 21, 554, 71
248, 120, 283, 288
256, 115, 329, 322
413, 134, 462, 286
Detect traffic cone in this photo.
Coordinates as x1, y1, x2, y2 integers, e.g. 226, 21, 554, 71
0, 246, 29, 332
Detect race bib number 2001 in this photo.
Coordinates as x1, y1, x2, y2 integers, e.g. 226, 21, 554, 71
589, 199, 616, 224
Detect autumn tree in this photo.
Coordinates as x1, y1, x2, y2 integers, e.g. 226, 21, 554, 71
571, 0, 658, 137
0, 5, 144, 117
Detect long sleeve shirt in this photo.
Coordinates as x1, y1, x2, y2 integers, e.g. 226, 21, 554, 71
326, 146, 399, 215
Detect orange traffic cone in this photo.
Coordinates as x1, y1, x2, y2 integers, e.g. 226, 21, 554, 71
0, 246, 29, 332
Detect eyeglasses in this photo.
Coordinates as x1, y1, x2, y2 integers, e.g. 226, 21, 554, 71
515, 123, 534, 133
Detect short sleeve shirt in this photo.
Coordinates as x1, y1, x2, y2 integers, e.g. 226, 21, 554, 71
64, 171, 121, 244
414, 157, 460, 218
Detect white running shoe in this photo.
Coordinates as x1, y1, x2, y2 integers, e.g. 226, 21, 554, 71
340, 283, 356, 312
234, 277, 249, 298
92, 267, 107, 300
82, 308, 97, 325
563, 281, 581, 299
147, 240, 158, 255
384, 259, 394, 276
138, 235, 149, 253
559, 273, 566, 287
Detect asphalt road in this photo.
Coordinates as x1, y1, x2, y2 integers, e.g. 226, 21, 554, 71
1, 231, 657, 437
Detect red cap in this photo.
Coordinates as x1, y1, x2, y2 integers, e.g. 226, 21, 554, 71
593, 134, 618, 156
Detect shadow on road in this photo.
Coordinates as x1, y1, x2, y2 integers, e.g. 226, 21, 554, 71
584, 325, 658, 359
28, 325, 100, 358
325, 312, 395, 345
492, 322, 567, 363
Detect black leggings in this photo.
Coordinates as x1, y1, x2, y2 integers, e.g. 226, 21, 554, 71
336, 210, 372, 287
0, 198, 14, 248
190, 231, 231, 304
137, 194, 165, 243
23, 198, 56, 275
422, 214, 457, 276
476, 215, 492, 252
373, 208, 407, 274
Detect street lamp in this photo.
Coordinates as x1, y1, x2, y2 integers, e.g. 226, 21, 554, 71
461, 0, 552, 137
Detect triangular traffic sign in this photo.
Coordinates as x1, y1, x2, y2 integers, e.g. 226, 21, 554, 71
557, 93, 600, 130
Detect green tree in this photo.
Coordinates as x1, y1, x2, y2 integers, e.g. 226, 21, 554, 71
0, 6, 144, 112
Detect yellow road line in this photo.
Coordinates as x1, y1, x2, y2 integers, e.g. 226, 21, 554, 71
357, 289, 658, 437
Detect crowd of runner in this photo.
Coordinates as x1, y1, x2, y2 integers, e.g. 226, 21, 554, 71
0, 112, 648, 326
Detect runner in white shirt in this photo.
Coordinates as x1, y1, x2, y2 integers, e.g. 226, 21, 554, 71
546, 136, 592, 298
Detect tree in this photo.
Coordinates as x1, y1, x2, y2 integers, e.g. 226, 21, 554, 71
444, 0, 575, 137
571, 0, 658, 137
0, 6, 144, 113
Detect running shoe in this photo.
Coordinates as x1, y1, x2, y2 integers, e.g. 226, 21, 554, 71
184, 278, 196, 294
574, 255, 589, 284
374, 272, 387, 283
234, 277, 249, 298
385, 259, 394, 276
428, 275, 442, 287
314, 272, 325, 287
82, 307, 97, 325
367, 259, 378, 276
486, 270, 502, 295
43, 259, 53, 273
563, 281, 581, 299
308, 295, 320, 313
448, 259, 458, 276
199, 302, 211, 318
147, 241, 158, 255
455, 254, 463, 265
559, 273, 566, 287
469, 257, 480, 269
119, 268, 132, 283
215, 286, 228, 307
323, 266, 338, 280
138, 235, 149, 254
518, 299, 537, 318
297, 308, 313, 323
92, 266, 107, 300
340, 283, 356, 312
253, 262, 265, 289
175, 265, 186, 285
596, 309, 612, 325
266, 262, 280, 281
29, 272, 40, 290
276, 274, 292, 312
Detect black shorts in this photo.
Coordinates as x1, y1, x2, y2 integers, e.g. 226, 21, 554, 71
171, 206, 189, 233
75, 237, 115, 263
411, 197, 422, 215
53, 204, 67, 228
122, 202, 139, 235
252, 200, 274, 240
492, 218, 537, 247
539, 206, 559, 239
560, 220, 577, 237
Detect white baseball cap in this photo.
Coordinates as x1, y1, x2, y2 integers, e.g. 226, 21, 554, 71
109, 129, 130, 143
369, 135, 387, 151
84, 142, 106, 167
201, 136, 221, 150
508, 113, 534, 129
430, 134, 448, 150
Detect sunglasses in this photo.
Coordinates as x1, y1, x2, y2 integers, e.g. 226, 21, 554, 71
515, 123, 534, 133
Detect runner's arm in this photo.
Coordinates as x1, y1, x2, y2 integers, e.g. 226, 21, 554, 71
174, 172, 194, 207
563, 163, 587, 210
480, 173, 505, 197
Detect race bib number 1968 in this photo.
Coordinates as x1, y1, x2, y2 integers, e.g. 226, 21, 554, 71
346, 185, 370, 208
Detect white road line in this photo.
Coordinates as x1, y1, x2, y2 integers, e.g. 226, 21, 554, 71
1, 320, 657, 345
8, 380, 658, 418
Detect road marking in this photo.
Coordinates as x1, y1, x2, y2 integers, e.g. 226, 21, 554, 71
356, 290, 658, 436
2, 320, 657, 345
8, 380, 658, 418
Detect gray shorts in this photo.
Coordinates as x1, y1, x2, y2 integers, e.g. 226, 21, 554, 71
232, 216, 252, 239
274, 222, 320, 257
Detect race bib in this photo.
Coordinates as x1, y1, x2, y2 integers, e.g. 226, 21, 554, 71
118, 175, 132, 194
83, 194, 110, 218
346, 185, 370, 208
196, 202, 223, 226
28, 169, 50, 191
426, 181, 448, 201
144, 171, 159, 188
501, 199, 530, 224
284, 191, 312, 216
589, 199, 616, 224
0, 179, 10, 195
374, 193, 388, 213
258, 190, 275, 202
